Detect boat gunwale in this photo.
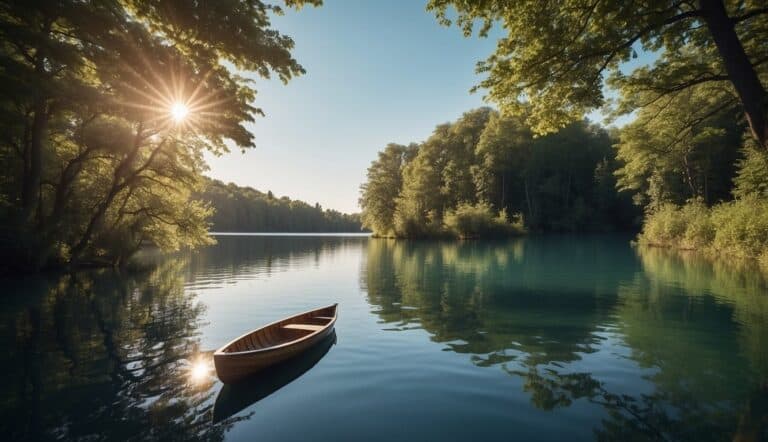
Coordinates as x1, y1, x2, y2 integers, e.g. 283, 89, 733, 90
213, 303, 338, 357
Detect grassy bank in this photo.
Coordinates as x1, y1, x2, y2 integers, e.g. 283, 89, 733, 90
638, 197, 768, 267
371, 202, 526, 239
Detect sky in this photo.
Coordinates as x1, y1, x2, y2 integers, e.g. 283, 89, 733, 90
204, 1, 650, 214
204, 0, 500, 213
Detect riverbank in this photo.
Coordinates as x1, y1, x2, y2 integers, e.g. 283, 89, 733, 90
637, 197, 768, 269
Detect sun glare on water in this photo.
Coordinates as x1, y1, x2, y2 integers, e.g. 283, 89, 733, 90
190, 359, 211, 383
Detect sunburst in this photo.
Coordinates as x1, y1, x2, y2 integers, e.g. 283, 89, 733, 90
170, 101, 190, 123
116, 49, 237, 137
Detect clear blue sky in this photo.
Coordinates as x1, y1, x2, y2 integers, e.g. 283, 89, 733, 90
204, 0, 499, 213
204, 1, 645, 214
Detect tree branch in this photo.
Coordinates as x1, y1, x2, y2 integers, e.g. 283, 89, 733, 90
731, 8, 768, 24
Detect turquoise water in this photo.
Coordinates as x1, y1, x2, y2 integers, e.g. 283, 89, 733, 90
1, 235, 766, 441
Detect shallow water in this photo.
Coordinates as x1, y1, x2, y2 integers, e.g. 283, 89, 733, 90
1, 234, 767, 441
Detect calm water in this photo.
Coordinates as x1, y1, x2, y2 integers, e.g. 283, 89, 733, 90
2, 235, 767, 441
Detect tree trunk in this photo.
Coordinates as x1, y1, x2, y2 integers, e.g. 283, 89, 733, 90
69, 125, 152, 264
500, 173, 506, 210
21, 100, 48, 222
699, 0, 767, 149
524, 176, 534, 223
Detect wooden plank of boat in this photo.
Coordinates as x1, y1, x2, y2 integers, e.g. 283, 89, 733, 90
213, 303, 338, 384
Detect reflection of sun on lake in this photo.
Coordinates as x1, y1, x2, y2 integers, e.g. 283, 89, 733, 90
189, 359, 211, 384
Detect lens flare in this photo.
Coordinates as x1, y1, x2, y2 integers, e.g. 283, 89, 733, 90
170, 102, 189, 123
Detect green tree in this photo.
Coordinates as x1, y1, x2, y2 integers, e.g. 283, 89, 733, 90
358, 143, 416, 235
359, 108, 636, 237
615, 84, 743, 209
428, 0, 768, 150
394, 108, 493, 235
201, 178, 362, 233
0, 0, 320, 270
474, 112, 532, 210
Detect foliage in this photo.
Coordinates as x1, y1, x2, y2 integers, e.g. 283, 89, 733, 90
359, 108, 637, 238
710, 197, 768, 261
200, 178, 362, 232
639, 200, 715, 250
0, 1, 319, 270
359, 143, 416, 235
443, 202, 523, 238
427, 0, 768, 150
733, 138, 768, 199
614, 84, 743, 209
640, 197, 768, 264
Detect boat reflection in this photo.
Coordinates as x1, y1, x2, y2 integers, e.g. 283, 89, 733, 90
212, 332, 336, 423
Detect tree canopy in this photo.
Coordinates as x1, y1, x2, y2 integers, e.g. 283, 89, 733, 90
359, 108, 637, 238
201, 178, 362, 233
427, 0, 768, 149
0, 0, 320, 270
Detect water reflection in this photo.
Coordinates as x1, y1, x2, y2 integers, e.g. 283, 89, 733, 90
362, 238, 768, 441
0, 261, 232, 441
212, 332, 336, 423
1, 235, 766, 441
186, 235, 365, 289
190, 356, 215, 385
362, 237, 632, 367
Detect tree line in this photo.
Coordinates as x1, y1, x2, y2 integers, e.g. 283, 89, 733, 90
359, 0, 768, 263
359, 108, 637, 238
200, 178, 362, 233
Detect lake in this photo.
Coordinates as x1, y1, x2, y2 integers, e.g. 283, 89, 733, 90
2, 234, 767, 441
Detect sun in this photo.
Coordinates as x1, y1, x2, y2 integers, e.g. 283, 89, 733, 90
119, 59, 228, 132
170, 101, 190, 123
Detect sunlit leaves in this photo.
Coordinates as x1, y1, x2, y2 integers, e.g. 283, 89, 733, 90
0, 1, 319, 268
427, 0, 768, 139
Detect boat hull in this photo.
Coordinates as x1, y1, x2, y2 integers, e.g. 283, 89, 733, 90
213, 304, 337, 384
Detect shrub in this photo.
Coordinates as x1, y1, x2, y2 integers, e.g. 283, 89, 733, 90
640, 197, 768, 261
639, 204, 689, 247
710, 196, 768, 259
679, 201, 716, 249
443, 202, 524, 239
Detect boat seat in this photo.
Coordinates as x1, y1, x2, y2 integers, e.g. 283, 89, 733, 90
283, 324, 325, 332
314, 316, 334, 320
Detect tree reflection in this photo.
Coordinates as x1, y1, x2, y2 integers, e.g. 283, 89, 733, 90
363, 238, 626, 367
0, 261, 236, 440
363, 238, 768, 441
186, 235, 366, 285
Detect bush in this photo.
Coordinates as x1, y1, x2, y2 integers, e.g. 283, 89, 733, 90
443, 203, 524, 239
679, 202, 716, 249
639, 203, 692, 247
639, 197, 768, 261
710, 196, 768, 259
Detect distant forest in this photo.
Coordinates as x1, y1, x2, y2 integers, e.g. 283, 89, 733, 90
200, 179, 363, 233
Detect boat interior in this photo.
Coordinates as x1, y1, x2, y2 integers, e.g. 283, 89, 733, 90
222, 306, 336, 353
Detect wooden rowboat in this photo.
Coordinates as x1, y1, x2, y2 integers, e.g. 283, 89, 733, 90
213, 332, 336, 422
213, 304, 337, 384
